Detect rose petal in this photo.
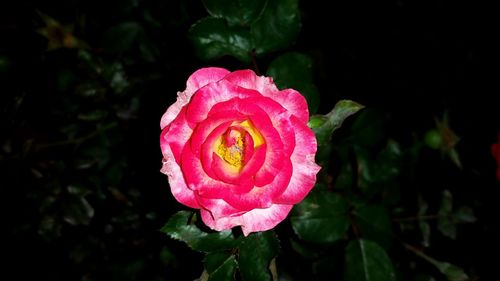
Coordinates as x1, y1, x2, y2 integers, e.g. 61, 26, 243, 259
220, 159, 292, 210
223, 70, 310, 123
238, 96, 296, 156
192, 110, 246, 156
186, 80, 261, 124
160, 145, 199, 209
275, 116, 321, 204
200, 121, 234, 179
160, 67, 230, 129
271, 89, 310, 124
209, 143, 266, 194
160, 108, 193, 164
182, 144, 254, 196
199, 199, 293, 236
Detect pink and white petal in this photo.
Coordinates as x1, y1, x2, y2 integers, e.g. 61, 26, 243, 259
160, 67, 229, 129
211, 154, 255, 192
182, 144, 248, 199
185, 67, 230, 96
223, 70, 310, 124
160, 108, 193, 164
160, 147, 199, 209
186, 80, 261, 124
270, 89, 310, 124
200, 121, 234, 179
239, 204, 293, 236
249, 113, 284, 186
199, 200, 293, 236
239, 96, 295, 156
242, 132, 255, 165
222, 159, 292, 211
223, 69, 279, 96
192, 110, 245, 156
199, 203, 244, 232
275, 116, 321, 204
237, 144, 266, 185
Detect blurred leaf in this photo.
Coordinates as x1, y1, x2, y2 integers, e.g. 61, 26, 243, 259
77, 109, 108, 121
351, 108, 387, 147
103, 62, 130, 94
437, 190, 456, 240
267, 52, 320, 113
202, 0, 267, 26
251, 0, 300, 55
57, 69, 76, 92
159, 246, 178, 267
74, 81, 107, 99
447, 149, 462, 170
67, 185, 91, 197
189, 17, 252, 62
357, 140, 402, 197
289, 238, 320, 259
453, 206, 476, 223
311, 100, 365, 146
239, 231, 280, 281
418, 196, 431, 247
102, 22, 143, 53
161, 211, 238, 252
333, 162, 354, 191
291, 190, 349, 244
38, 214, 62, 240
353, 205, 393, 249
62, 194, 94, 226
405, 243, 469, 281
204, 252, 238, 281
344, 239, 396, 281
267, 52, 313, 83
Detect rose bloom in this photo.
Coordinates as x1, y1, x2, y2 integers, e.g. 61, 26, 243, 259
160, 67, 320, 235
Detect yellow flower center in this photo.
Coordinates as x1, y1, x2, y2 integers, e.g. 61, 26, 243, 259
217, 134, 244, 168
214, 120, 264, 170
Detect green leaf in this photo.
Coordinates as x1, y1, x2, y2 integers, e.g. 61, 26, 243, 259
251, 0, 300, 55
289, 238, 320, 259
344, 239, 396, 281
204, 252, 238, 281
189, 17, 252, 62
453, 206, 476, 223
356, 140, 402, 198
267, 52, 320, 113
405, 243, 469, 281
353, 205, 393, 249
267, 52, 314, 84
238, 231, 280, 281
311, 100, 365, 146
202, 0, 267, 26
62, 193, 94, 226
102, 22, 143, 53
77, 109, 108, 121
160, 211, 238, 252
437, 190, 456, 240
291, 190, 350, 244
418, 196, 431, 247
351, 108, 387, 147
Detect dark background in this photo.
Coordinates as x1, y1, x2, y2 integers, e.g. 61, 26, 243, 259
1, 0, 497, 280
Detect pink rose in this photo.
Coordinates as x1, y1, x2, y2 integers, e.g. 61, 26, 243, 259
160, 67, 320, 235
